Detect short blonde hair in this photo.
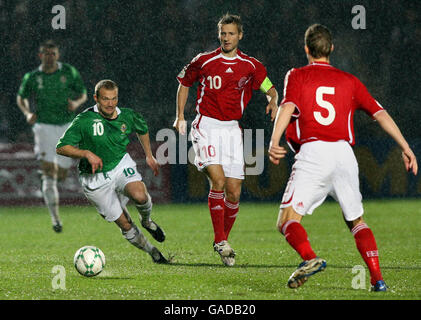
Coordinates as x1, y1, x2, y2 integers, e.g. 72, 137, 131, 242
218, 13, 243, 34
94, 80, 118, 97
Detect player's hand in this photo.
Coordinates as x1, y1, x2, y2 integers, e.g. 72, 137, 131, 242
173, 117, 187, 135
266, 102, 279, 122
146, 155, 160, 176
68, 98, 79, 112
84, 151, 103, 174
268, 141, 287, 165
402, 148, 418, 175
25, 112, 37, 125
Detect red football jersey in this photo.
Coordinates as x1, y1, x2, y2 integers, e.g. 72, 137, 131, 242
282, 61, 384, 146
177, 48, 270, 121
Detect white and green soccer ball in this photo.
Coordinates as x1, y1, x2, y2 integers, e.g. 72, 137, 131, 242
74, 246, 106, 277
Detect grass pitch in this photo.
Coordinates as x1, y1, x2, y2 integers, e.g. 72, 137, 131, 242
0, 199, 420, 300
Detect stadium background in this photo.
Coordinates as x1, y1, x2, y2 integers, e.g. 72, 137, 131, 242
0, 0, 420, 205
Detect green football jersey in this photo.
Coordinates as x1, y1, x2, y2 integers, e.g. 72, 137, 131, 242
18, 62, 87, 125
56, 105, 149, 174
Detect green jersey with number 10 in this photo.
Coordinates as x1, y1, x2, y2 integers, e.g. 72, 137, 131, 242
56, 105, 148, 174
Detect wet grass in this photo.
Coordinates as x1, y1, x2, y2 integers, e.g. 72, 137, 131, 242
0, 199, 420, 301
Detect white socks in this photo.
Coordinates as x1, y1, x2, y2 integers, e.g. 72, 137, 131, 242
122, 225, 154, 253
41, 175, 61, 226
135, 193, 153, 226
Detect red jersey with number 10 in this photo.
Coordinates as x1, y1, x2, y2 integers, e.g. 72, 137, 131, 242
282, 61, 384, 147
177, 48, 270, 121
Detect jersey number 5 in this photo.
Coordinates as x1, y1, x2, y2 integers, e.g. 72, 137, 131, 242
314, 86, 335, 126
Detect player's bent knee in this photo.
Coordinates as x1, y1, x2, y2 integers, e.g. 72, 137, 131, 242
225, 190, 241, 203
125, 181, 148, 204
278, 206, 302, 228
131, 192, 148, 205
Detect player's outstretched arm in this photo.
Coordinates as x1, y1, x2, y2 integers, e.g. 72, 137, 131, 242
265, 87, 279, 121
173, 84, 189, 135
136, 133, 159, 176
268, 103, 295, 165
56, 145, 103, 174
374, 110, 418, 175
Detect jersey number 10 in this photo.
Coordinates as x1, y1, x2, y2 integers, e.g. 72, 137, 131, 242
207, 75, 222, 89
93, 122, 104, 136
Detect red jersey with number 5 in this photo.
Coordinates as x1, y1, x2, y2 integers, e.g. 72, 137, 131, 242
177, 47, 271, 121
282, 61, 384, 146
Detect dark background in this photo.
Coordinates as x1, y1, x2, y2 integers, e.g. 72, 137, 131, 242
0, 0, 420, 201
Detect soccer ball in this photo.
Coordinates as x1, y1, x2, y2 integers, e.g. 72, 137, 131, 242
73, 246, 106, 277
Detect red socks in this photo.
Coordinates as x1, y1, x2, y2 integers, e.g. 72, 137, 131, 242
208, 190, 239, 243
224, 199, 239, 240
280, 219, 383, 285
280, 220, 317, 261
352, 223, 383, 285
208, 190, 226, 243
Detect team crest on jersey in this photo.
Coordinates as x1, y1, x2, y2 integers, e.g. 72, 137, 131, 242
120, 123, 127, 133
236, 76, 250, 90
60, 75, 67, 84
36, 76, 43, 89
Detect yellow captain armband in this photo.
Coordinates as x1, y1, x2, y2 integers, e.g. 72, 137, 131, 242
259, 77, 273, 93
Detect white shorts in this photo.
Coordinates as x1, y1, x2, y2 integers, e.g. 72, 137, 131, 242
190, 115, 244, 180
79, 153, 143, 222
280, 140, 364, 221
33, 122, 74, 169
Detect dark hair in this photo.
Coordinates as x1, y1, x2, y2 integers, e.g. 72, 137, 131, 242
95, 79, 118, 97
39, 40, 58, 53
304, 24, 333, 58
218, 13, 243, 34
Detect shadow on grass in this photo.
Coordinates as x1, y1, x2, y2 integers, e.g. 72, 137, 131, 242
322, 264, 421, 271
95, 276, 134, 280
165, 262, 297, 269
164, 261, 421, 271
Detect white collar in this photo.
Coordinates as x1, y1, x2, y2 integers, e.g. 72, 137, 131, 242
219, 53, 238, 60
38, 61, 62, 72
